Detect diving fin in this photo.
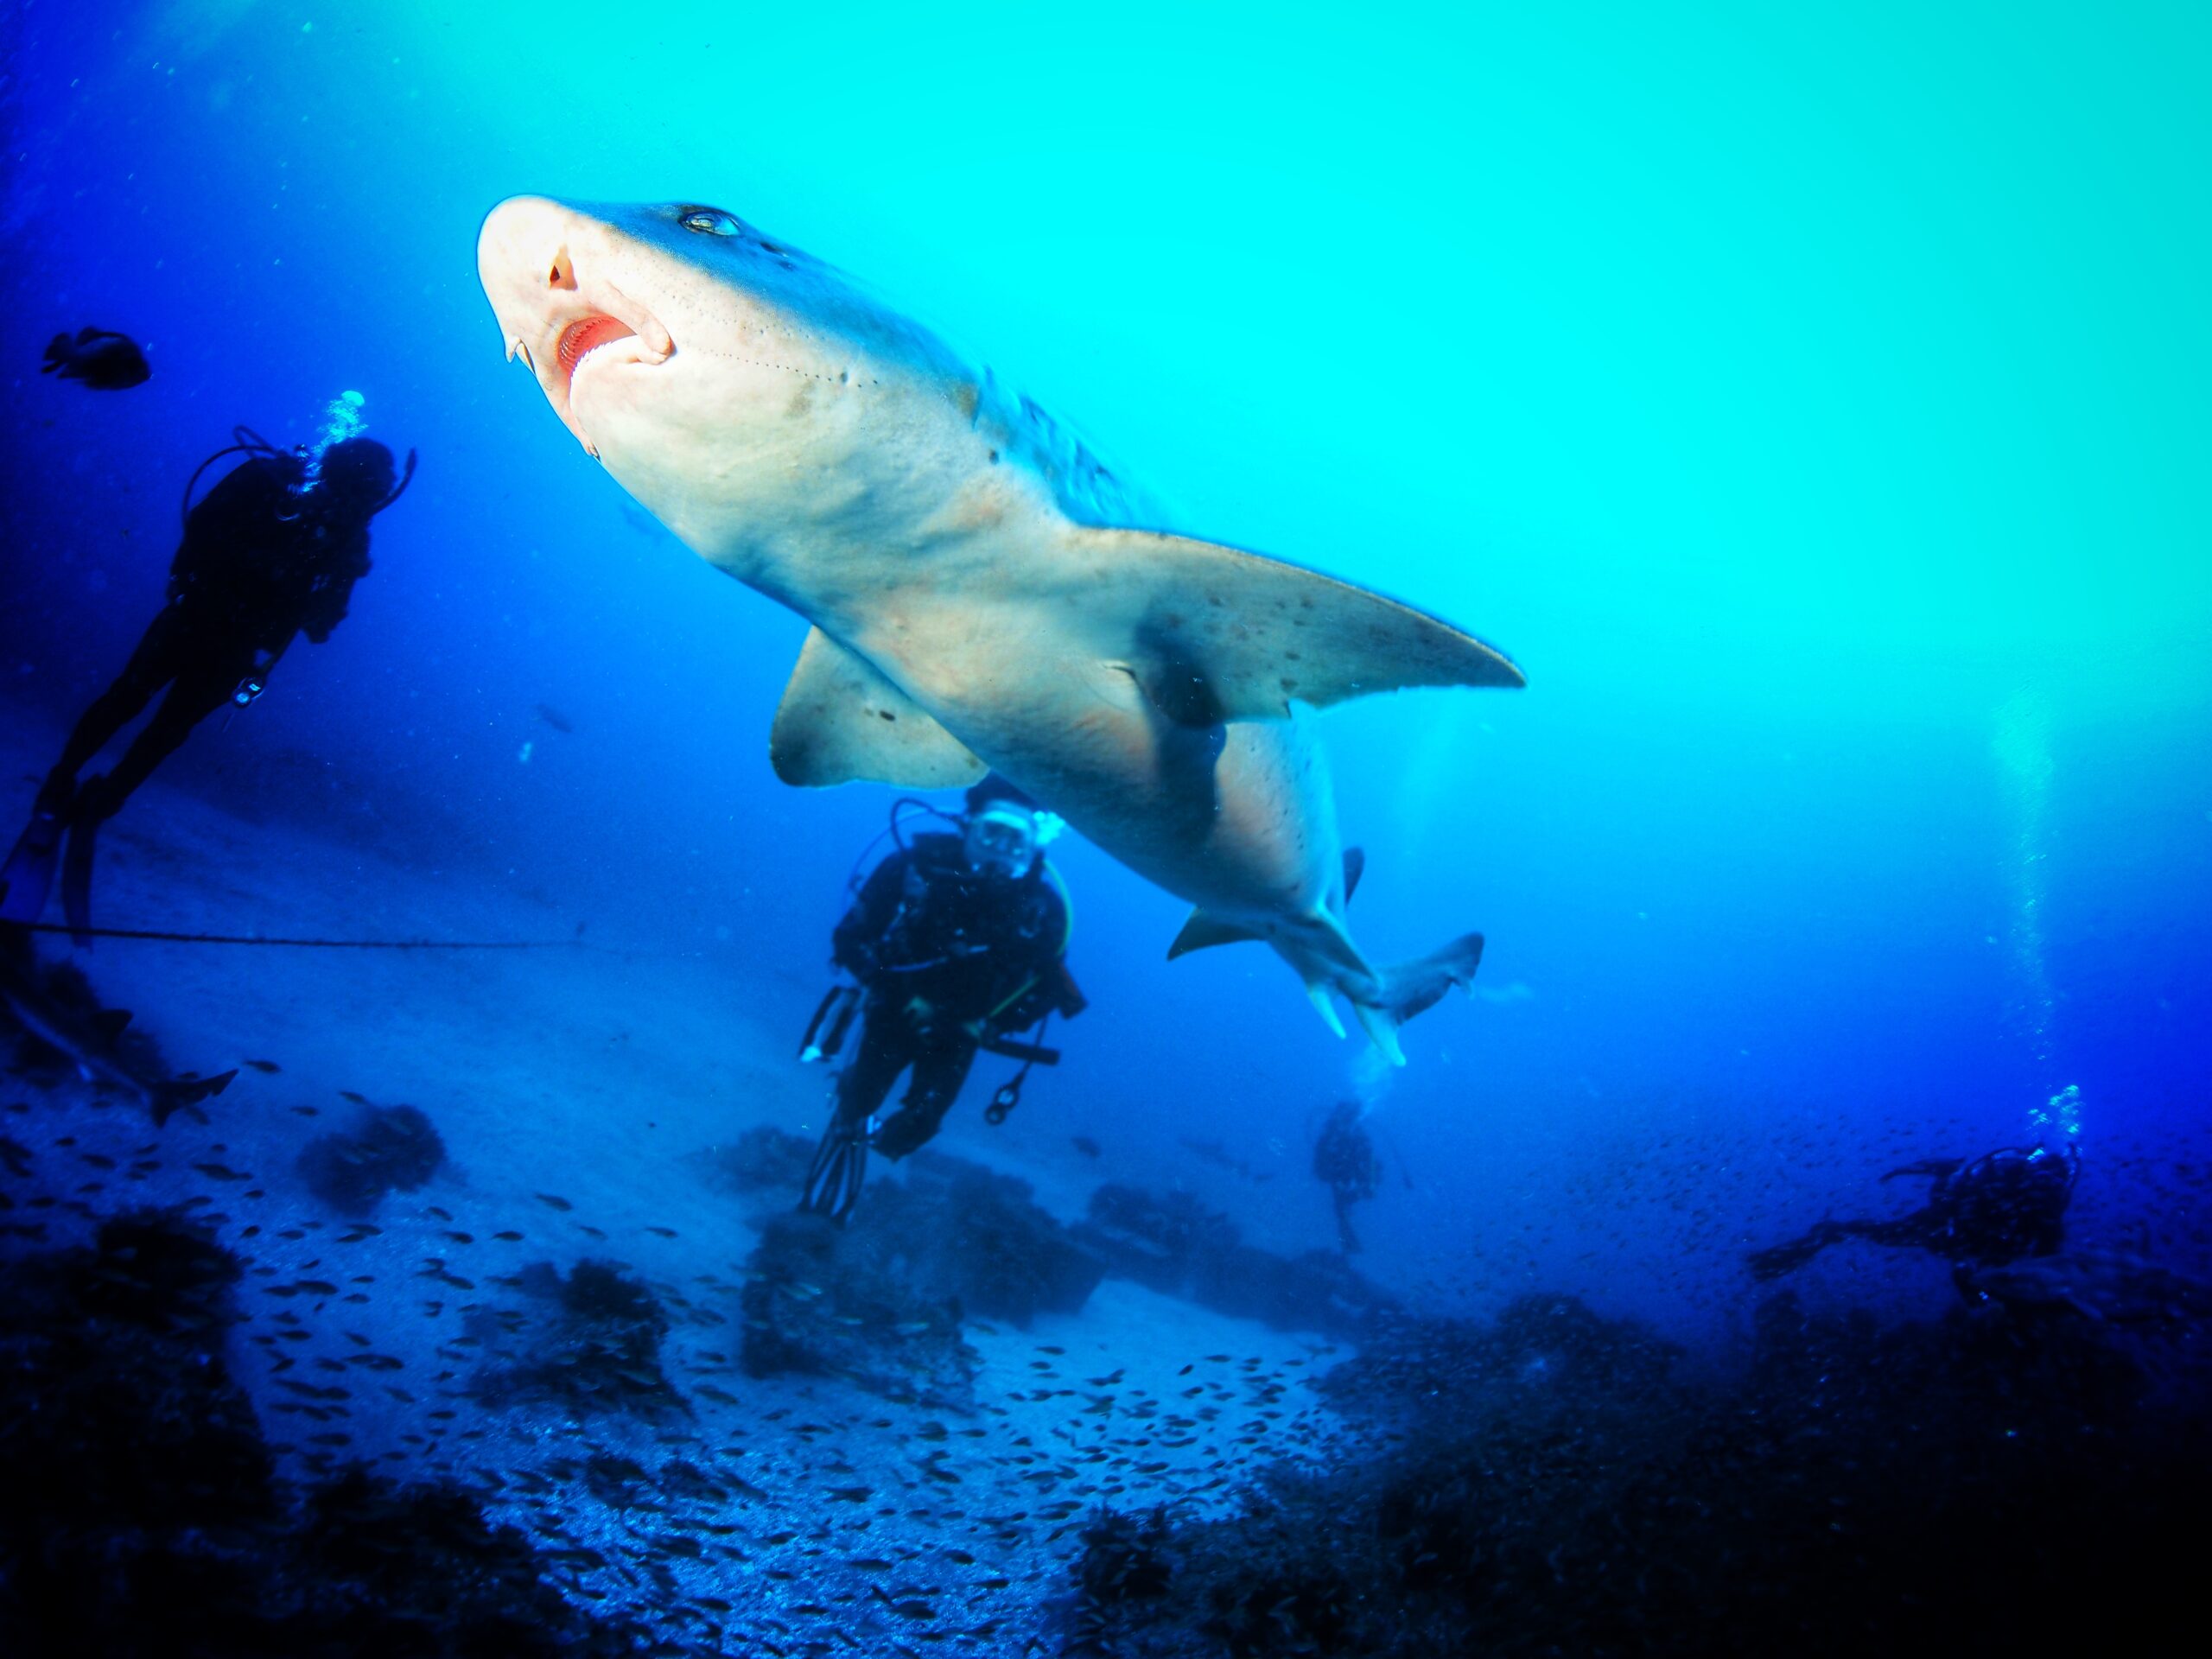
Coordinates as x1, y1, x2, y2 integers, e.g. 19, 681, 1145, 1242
0, 805, 68, 925
798, 1113, 871, 1224
60, 813, 100, 950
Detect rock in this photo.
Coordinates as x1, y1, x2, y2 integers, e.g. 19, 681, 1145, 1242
740, 1211, 979, 1408
1072, 1182, 1397, 1339
468, 1257, 684, 1419
296, 1103, 446, 1215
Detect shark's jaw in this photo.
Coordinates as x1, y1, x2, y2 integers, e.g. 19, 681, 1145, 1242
477, 198, 677, 460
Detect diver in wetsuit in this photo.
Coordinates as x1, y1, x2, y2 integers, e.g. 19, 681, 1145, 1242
798, 779, 1083, 1222
1313, 1101, 1383, 1255
1748, 1142, 2080, 1281
0, 434, 412, 935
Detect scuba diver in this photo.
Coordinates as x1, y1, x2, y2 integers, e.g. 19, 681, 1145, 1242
798, 778, 1085, 1223
0, 429, 414, 938
1313, 1101, 1382, 1254
1748, 1141, 2081, 1281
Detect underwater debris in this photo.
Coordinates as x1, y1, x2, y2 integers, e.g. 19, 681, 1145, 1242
296, 1103, 447, 1215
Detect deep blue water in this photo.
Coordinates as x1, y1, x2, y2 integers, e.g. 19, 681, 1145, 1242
3, 5, 2209, 1653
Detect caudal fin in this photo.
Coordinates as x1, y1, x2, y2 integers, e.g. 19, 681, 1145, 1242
1350, 931, 1485, 1066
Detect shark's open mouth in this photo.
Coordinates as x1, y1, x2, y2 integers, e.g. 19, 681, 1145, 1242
556, 314, 639, 391
479, 200, 680, 454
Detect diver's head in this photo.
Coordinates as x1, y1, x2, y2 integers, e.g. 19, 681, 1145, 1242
315, 437, 399, 518
963, 776, 1050, 880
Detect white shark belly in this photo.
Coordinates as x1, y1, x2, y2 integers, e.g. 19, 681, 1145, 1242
857, 606, 1338, 924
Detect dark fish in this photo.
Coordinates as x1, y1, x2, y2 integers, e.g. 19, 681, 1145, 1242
243, 1058, 282, 1074
289, 1105, 320, 1116
1071, 1135, 1101, 1159
645, 1226, 678, 1238
339, 1090, 371, 1104
535, 702, 576, 734
536, 1193, 574, 1211
41, 327, 149, 390
493, 1230, 524, 1241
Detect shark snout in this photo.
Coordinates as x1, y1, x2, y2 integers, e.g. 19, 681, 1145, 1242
478, 195, 674, 452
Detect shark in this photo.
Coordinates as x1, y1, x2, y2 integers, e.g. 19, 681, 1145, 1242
0, 927, 237, 1127
477, 197, 1525, 1061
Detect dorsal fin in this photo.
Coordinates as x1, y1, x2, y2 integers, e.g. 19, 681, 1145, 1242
1343, 848, 1364, 905
92, 1008, 132, 1046
769, 628, 987, 790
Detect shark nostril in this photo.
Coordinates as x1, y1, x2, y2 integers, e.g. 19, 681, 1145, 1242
546, 250, 576, 291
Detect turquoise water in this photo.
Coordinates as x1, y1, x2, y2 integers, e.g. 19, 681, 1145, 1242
2, 3, 2208, 1650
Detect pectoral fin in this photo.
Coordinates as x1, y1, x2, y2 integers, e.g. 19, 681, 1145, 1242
1070, 526, 1524, 724
770, 628, 987, 789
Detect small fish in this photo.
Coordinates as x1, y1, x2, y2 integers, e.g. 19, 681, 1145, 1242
535, 1193, 574, 1211
192, 1162, 251, 1182
42, 327, 149, 390
339, 1090, 371, 1105
493, 1230, 524, 1241
243, 1058, 282, 1074
289, 1106, 320, 1116
535, 702, 576, 734
645, 1226, 678, 1238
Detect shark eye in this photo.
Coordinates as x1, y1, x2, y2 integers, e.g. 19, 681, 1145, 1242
679, 207, 742, 237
